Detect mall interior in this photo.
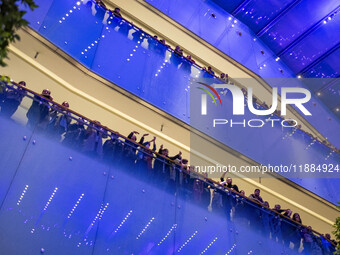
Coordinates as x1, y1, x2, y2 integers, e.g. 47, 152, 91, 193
0, 0, 339, 254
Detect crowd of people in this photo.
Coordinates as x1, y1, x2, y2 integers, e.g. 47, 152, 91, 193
89, 0, 338, 154
0, 81, 337, 254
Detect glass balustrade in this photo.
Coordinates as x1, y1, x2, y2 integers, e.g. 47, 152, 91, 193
16, 0, 340, 204
0, 81, 336, 254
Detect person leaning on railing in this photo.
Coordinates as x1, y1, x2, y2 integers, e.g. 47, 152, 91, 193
0, 81, 26, 118
102, 132, 124, 165
26, 89, 53, 130
62, 117, 86, 149
82, 120, 107, 158
135, 136, 156, 177
46, 101, 71, 141
220, 177, 239, 221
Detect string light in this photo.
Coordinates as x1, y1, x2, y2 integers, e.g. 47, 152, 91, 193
58, 4, 81, 24
305, 138, 316, 150
17, 185, 29, 206
200, 237, 218, 254
136, 217, 155, 239
157, 224, 177, 245
225, 244, 237, 254
177, 230, 198, 252
113, 210, 133, 234
67, 194, 85, 219
83, 203, 109, 240
43, 187, 58, 211
325, 150, 334, 160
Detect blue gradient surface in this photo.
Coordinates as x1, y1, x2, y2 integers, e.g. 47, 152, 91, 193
0, 116, 309, 255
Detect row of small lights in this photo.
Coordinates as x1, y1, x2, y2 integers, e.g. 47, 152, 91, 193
323, 10, 338, 24
43, 187, 58, 211
157, 224, 177, 246
82, 202, 109, 243
136, 217, 155, 239
225, 243, 237, 254
248, 251, 253, 254
155, 60, 169, 77
177, 230, 198, 253
124, 28, 145, 61
59, 1, 81, 24
31, 187, 58, 234
199, 237, 218, 254
305, 138, 317, 150
228, 17, 238, 28
113, 210, 133, 234
282, 125, 298, 140
67, 193, 85, 219
127, 35, 144, 62
81, 36, 102, 56
17, 185, 29, 206
325, 150, 334, 160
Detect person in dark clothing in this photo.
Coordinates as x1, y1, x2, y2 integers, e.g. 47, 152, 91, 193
233, 192, 248, 227
193, 178, 204, 203
321, 234, 336, 255
270, 204, 286, 242
82, 120, 107, 158
26, 89, 53, 130
125, 131, 147, 156
203, 66, 215, 78
135, 136, 156, 178
113, 7, 122, 18
153, 145, 181, 183
102, 132, 123, 165
0, 81, 26, 118
281, 212, 302, 252
220, 177, 239, 221
170, 46, 183, 68
221, 177, 239, 192
248, 189, 264, 205
123, 131, 149, 170
46, 101, 71, 140
62, 118, 86, 149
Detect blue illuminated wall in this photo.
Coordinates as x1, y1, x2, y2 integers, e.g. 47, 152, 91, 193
0, 116, 303, 255
18, 0, 340, 204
